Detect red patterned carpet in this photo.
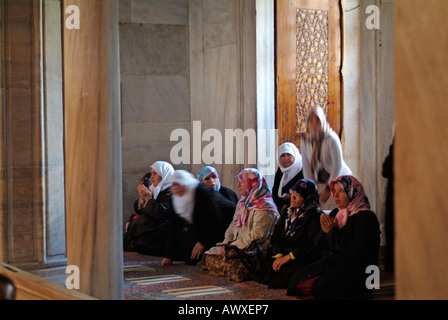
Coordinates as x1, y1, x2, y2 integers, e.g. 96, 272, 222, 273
123, 251, 394, 300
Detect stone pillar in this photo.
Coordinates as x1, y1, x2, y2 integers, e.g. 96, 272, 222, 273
62, 0, 123, 300
395, 0, 448, 300
0, 0, 67, 282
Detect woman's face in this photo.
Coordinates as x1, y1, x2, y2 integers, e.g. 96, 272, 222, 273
279, 153, 295, 168
307, 113, 322, 135
170, 182, 187, 196
333, 183, 349, 209
150, 169, 163, 187
237, 180, 247, 196
290, 191, 304, 208
203, 173, 219, 190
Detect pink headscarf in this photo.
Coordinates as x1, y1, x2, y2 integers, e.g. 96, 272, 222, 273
233, 168, 279, 228
329, 175, 371, 229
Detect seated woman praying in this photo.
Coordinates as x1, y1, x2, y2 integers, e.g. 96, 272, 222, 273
123, 161, 175, 256
261, 179, 322, 289
162, 170, 227, 266
198, 165, 239, 226
198, 166, 239, 204
201, 168, 279, 282
272, 142, 304, 213
287, 175, 380, 300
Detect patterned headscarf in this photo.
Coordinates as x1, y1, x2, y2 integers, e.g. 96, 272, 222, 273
197, 166, 221, 191
233, 168, 279, 228
284, 179, 320, 237
329, 175, 371, 229
290, 179, 320, 214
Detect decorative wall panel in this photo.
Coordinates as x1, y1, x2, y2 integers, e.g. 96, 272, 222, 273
295, 8, 330, 133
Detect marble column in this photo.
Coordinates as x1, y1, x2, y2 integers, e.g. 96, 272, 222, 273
62, 0, 123, 300
0, 0, 68, 281
395, 0, 448, 300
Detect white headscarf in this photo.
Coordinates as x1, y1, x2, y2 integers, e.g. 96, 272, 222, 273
149, 161, 175, 199
277, 142, 303, 198
170, 170, 199, 224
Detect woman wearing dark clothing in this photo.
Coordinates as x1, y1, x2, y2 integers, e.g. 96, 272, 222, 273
382, 140, 394, 273
197, 166, 239, 227
287, 175, 380, 300
162, 170, 228, 266
198, 166, 239, 205
263, 179, 322, 289
272, 143, 304, 214
123, 161, 175, 256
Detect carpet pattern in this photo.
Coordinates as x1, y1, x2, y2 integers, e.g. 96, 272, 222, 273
123, 251, 394, 300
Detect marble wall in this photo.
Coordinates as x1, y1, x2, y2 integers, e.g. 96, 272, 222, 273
120, 0, 191, 224
342, 0, 395, 242
119, 0, 262, 226
1, 0, 46, 268
0, 0, 67, 283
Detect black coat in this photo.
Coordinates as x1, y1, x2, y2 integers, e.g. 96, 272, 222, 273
219, 186, 239, 205
288, 209, 381, 299
270, 206, 322, 261
165, 183, 230, 265
382, 141, 394, 272
217, 186, 239, 227
262, 206, 323, 288
272, 168, 304, 213
123, 188, 172, 256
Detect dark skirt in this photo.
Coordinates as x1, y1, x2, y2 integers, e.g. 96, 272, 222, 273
287, 260, 371, 300
123, 214, 170, 257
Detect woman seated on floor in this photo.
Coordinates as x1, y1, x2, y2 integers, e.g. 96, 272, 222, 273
162, 170, 229, 266
200, 168, 279, 282
287, 175, 380, 300
123, 161, 175, 256
198, 165, 239, 226
198, 166, 239, 204
261, 179, 322, 289
272, 142, 304, 214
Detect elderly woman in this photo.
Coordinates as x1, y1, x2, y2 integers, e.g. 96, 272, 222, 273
272, 142, 304, 213
162, 170, 228, 266
198, 166, 239, 227
287, 175, 380, 300
301, 107, 352, 209
202, 168, 279, 282
262, 179, 322, 289
123, 161, 175, 256
198, 166, 239, 205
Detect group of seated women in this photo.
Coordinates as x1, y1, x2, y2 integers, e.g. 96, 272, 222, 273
123, 106, 381, 300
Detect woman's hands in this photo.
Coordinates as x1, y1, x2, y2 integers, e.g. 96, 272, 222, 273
320, 213, 338, 233
137, 184, 152, 207
272, 255, 291, 272
191, 242, 205, 260
161, 258, 173, 266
